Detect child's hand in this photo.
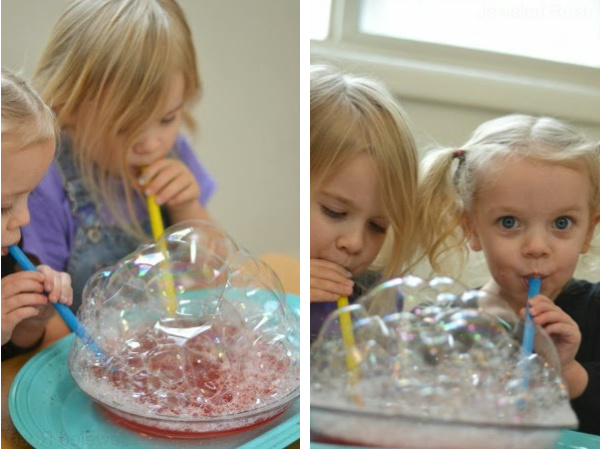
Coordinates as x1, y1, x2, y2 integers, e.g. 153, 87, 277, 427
1, 271, 49, 345
37, 265, 73, 306
139, 159, 200, 210
310, 258, 354, 302
521, 294, 581, 372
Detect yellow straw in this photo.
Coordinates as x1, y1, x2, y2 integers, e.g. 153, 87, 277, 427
337, 296, 363, 406
337, 296, 358, 373
145, 180, 177, 316
146, 193, 164, 241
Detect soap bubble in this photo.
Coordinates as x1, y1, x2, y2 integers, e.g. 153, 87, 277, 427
69, 220, 299, 437
311, 276, 577, 448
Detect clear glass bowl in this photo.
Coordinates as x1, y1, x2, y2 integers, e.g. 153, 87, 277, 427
310, 276, 577, 448
310, 405, 572, 449
69, 221, 300, 437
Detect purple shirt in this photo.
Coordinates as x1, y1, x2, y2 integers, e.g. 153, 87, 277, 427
22, 135, 216, 272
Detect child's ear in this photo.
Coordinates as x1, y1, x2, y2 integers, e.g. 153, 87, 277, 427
462, 212, 482, 252
581, 210, 600, 254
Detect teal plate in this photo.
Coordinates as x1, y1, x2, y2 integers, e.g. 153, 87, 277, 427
9, 295, 300, 449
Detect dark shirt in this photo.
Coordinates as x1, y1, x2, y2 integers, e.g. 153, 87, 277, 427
554, 279, 600, 435
1, 249, 45, 361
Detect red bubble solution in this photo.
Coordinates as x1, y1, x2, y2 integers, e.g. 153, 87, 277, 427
102, 404, 288, 438
76, 323, 299, 437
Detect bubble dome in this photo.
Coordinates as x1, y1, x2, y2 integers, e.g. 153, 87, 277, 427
311, 276, 577, 449
68, 221, 299, 437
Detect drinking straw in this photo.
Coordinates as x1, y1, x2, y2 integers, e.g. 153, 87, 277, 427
8, 245, 107, 360
337, 296, 358, 373
521, 276, 541, 396
337, 296, 364, 407
145, 192, 177, 315
146, 192, 164, 241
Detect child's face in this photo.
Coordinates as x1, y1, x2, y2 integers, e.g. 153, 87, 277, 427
1, 138, 55, 254
311, 153, 389, 276
122, 72, 185, 169
466, 157, 599, 302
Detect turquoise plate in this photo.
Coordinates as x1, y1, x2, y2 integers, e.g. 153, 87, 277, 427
9, 295, 300, 449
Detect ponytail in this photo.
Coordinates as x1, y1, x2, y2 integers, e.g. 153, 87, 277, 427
419, 147, 469, 275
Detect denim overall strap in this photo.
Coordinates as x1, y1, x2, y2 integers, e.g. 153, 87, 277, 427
55, 133, 152, 313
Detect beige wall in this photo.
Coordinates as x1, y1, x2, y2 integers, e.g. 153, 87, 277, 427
1, 0, 300, 259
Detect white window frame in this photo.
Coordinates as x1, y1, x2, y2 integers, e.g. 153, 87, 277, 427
311, 0, 600, 125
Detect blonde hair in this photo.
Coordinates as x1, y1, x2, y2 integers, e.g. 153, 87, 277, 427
420, 114, 600, 275
34, 0, 201, 237
1, 67, 58, 149
310, 64, 421, 280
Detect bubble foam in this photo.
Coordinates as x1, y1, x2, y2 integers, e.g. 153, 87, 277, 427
69, 221, 299, 436
310, 276, 577, 448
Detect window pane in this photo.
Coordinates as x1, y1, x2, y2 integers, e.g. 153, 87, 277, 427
359, 0, 600, 67
311, 0, 332, 40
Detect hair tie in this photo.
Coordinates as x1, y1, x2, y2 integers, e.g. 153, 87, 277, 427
452, 149, 465, 185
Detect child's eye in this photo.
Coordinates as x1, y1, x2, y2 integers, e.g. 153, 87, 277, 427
1, 206, 12, 215
160, 115, 176, 126
321, 205, 345, 219
369, 221, 387, 234
499, 216, 518, 229
553, 216, 572, 230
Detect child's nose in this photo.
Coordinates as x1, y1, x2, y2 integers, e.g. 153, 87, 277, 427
10, 205, 30, 230
522, 231, 551, 258
134, 132, 161, 154
337, 226, 365, 254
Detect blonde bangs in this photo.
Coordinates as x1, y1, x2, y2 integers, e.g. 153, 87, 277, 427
310, 103, 364, 193
1, 68, 58, 149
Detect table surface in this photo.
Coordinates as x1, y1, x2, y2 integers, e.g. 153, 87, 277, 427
1, 253, 300, 449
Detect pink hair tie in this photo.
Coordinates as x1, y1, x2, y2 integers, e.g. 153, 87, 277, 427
453, 149, 464, 159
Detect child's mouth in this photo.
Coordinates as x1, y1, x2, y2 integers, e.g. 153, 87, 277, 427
522, 274, 544, 288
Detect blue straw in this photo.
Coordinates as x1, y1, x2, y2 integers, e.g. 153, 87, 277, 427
8, 245, 107, 360
521, 276, 541, 392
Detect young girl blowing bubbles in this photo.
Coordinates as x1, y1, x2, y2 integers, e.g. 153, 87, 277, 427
420, 114, 600, 435
310, 64, 423, 340
1, 68, 73, 360
22, 0, 216, 312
